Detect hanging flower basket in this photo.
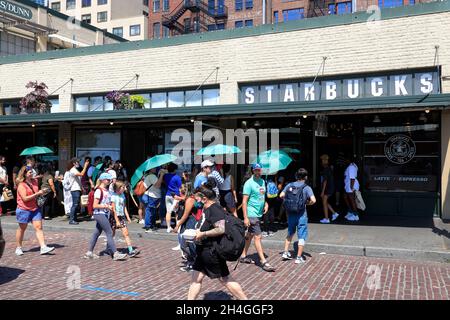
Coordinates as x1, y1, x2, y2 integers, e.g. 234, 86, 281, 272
20, 81, 52, 114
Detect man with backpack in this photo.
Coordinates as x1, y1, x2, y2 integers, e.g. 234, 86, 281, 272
239, 163, 275, 272
279, 168, 316, 264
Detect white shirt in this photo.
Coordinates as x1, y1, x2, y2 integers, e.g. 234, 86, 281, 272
344, 163, 360, 193
144, 173, 161, 199
69, 167, 82, 192
0, 166, 7, 184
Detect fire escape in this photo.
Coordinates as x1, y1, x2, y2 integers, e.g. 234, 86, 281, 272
162, 0, 228, 35
307, 0, 337, 18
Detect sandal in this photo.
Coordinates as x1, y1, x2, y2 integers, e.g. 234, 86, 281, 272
239, 257, 255, 264
261, 262, 276, 272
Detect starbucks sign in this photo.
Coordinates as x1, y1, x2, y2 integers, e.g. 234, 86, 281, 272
0, 0, 33, 20
384, 135, 416, 164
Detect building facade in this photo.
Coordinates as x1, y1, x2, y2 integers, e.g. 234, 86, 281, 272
148, 0, 430, 39
0, 0, 125, 58
1, 1, 450, 220
47, 0, 149, 40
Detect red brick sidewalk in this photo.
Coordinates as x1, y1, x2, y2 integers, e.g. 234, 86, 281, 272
0, 229, 448, 300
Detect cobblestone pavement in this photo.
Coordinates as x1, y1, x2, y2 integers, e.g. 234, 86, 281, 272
0, 229, 449, 300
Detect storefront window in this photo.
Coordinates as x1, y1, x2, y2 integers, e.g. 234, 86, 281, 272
363, 112, 440, 192
185, 90, 202, 106
75, 129, 121, 161
151, 92, 167, 108
90, 96, 104, 112
168, 91, 184, 108
203, 89, 220, 106
75, 97, 89, 112
49, 99, 61, 113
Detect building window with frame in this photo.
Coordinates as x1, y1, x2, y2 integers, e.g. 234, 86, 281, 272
153, 22, 161, 39
153, 0, 160, 12
378, 0, 405, 8
81, 14, 91, 24
218, 0, 225, 14
245, 19, 253, 27
245, 0, 253, 9
163, 0, 169, 11
98, 0, 108, 5
112, 27, 123, 37
130, 24, 141, 36
66, 0, 76, 10
97, 11, 108, 22
273, 11, 278, 24
208, 0, 215, 15
163, 26, 170, 38
216, 23, 225, 30
235, 20, 243, 28
51, 2, 61, 11
143, 0, 149, 6
282, 8, 304, 21
82, 0, 91, 8
328, 1, 352, 15
235, 0, 243, 11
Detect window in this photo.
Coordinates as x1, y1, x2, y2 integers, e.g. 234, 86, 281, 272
235, 0, 242, 11
216, 23, 225, 30
143, 0, 149, 6
66, 0, 76, 10
163, 0, 169, 11
328, 1, 352, 15
207, 24, 216, 31
0, 31, 35, 57
51, 2, 61, 11
98, 0, 108, 5
273, 11, 278, 24
75, 130, 121, 162
163, 26, 170, 38
185, 90, 202, 106
235, 20, 243, 28
82, 0, 91, 7
97, 11, 108, 22
168, 91, 184, 108
153, 22, 160, 39
208, 0, 215, 15
282, 8, 304, 21
245, 0, 253, 9
81, 14, 91, 24
218, 0, 225, 14
203, 89, 220, 106
378, 0, 404, 8
245, 19, 253, 27
112, 27, 123, 37
130, 25, 141, 36
151, 92, 166, 108
153, 0, 160, 12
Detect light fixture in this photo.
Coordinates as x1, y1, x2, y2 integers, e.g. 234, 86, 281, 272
109, 121, 114, 126
190, 118, 195, 123
373, 115, 381, 123
31, 123, 35, 128
295, 119, 301, 126
419, 113, 427, 122
254, 120, 261, 127
302, 114, 307, 119
241, 121, 247, 129
425, 109, 430, 114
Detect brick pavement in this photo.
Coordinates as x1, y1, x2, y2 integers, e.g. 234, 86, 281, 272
0, 229, 449, 300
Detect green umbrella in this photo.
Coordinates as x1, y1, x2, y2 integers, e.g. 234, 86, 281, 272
91, 163, 105, 184
282, 147, 301, 154
130, 154, 177, 189
20, 146, 54, 156
255, 150, 292, 175
197, 144, 241, 156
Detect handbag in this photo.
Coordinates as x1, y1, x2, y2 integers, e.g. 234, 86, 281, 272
1, 187, 14, 202
355, 190, 366, 211
81, 195, 89, 207
37, 195, 47, 208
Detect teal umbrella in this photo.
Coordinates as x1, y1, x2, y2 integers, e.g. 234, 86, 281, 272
20, 146, 54, 156
130, 154, 177, 189
91, 163, 104, 184
197, 144, 241, 156
282, 147, 301, 154
255, 150, 293, 175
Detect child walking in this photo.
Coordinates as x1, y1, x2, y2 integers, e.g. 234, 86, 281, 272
110, 181, 140, 258
84, 173, 128, 261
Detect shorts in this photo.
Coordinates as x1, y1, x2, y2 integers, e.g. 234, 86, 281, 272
165, 196, 177, 214
247, 217, 262, 236
16, 208, 42, 224
287, 212, 308, 241
110, 215, 127, 229
219, 190, 236, 210
193, 246, 230, 279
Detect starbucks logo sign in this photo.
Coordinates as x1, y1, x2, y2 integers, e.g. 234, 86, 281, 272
384, 135, 416, 164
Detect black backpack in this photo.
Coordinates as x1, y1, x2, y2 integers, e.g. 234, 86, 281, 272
283, 184, 307, 214
214, 213, 246, 262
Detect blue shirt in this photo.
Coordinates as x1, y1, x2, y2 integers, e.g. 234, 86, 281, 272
194, 173, 208, 189
164, 173, 182, 196
282, 181, 314, 215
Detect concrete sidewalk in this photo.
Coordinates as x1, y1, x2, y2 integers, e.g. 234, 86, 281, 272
1, 214, 449, 263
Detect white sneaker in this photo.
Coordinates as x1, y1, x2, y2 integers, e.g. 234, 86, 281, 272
281, 251, 292, 260
15, 247, 24, 256
320, 218, 330, 224
172, 244, 181, 251
352, 214, 360, 221
331, 213, 339, 221
345, 212, 354, 220
167, 227, 173, 233
346, 213, 359, 221
295, 256, 306, 264
84, 251, 99, 259
139, 219, 145, 225
40, 246, 55, 255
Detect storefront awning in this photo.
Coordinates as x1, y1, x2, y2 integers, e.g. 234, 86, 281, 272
0, 11, 57, 36
1, 94, 450, 125
48, 34, 90, 47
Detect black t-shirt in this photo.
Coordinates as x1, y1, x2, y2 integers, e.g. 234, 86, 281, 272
198, 202, 225, 248
321, 166, 335, 193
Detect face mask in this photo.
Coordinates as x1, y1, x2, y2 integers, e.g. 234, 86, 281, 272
194, 200, 204, 209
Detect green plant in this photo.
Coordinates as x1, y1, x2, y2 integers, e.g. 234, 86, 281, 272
130, 95, 149, 109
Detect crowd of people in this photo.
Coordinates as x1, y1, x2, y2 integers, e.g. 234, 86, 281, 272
0, 151, 363, 299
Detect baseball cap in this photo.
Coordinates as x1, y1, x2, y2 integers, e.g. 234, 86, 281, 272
201, 159, 214, 169
98, 172, 113, 181
251, 163, 262, 170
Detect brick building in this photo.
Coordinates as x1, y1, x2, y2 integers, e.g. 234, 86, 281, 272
148, 0, 429, 38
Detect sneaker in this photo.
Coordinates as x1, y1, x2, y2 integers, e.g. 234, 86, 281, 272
180, 265, 193, 272
320, 218, 330, 224
112, 252, 128, 261
99, 249, 113, 257
262, 231, 269, 237
352, 214, 360, 221
172, 244, 181, 251
40, 246, 55, 255
15, 247, 24, 256
144, 228, 156, 233
295, 256, 306, 264
167, 227, 173, 233
69, 221, 79, 225
331, 213, 339, 221
84, 251, 99, 259
128, 249, 140, 258
281, 251, 292, 260
345, 213, 355, 221
139, 219, 145, 225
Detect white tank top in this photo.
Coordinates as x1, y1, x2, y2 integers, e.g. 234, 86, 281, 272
219, 175, 232, 191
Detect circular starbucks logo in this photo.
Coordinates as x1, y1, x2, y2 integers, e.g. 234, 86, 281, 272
384, 135, 416, 164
